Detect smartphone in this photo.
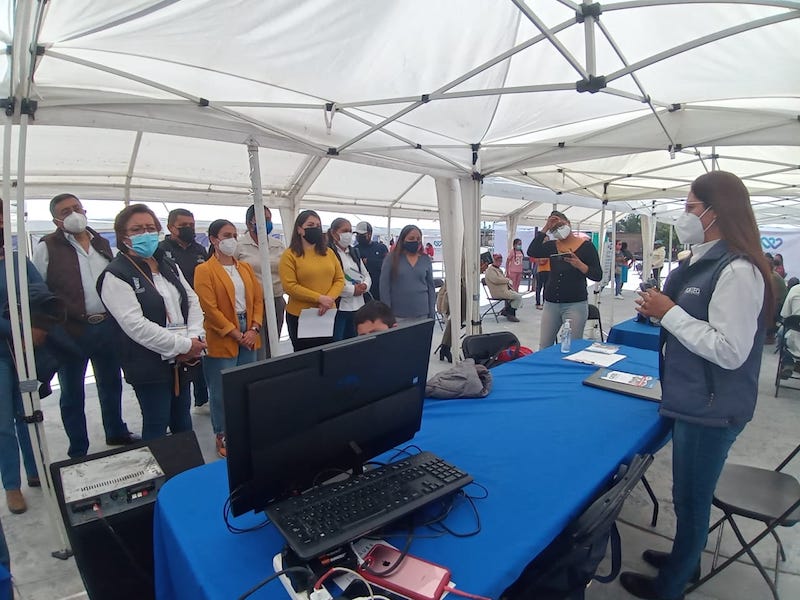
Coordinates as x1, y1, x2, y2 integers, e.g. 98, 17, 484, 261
358, 544, 451, 600
550, 252, 572, 261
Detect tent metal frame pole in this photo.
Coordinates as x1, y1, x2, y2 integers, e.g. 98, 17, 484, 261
246, 142, 280, 357
336, 108, 472, 174
667, 223, 674, 277
511, 0, 589, 78
288, 156, 329, 203
5, 117, 73, 558
124, 131, 143, 206
606, 0, 800, 12
45, 51, 327, 154
583, 0, 597, 76
334, 17, 575, 150
605, 11, 799, 84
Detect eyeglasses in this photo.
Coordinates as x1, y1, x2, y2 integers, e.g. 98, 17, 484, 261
127, 225, 159, 235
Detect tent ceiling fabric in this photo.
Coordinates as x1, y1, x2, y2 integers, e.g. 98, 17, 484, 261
1, 0, 798, 227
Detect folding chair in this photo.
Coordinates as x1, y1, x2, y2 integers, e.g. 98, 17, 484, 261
587, 303, 605, 342
686, 444, 800, 600
480, 277, 505, 323
522, 257, 534, 292
501, 454, 654, 600
462, 331, 520, 368
433, 277, 446, 331
774, 314, 800, 396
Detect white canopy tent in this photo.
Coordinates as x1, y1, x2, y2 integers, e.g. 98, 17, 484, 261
0, 0, 798, 554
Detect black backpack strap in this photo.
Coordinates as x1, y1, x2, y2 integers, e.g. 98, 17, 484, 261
593, 522, 621, 584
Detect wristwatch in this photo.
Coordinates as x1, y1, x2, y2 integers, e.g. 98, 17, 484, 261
251, 325, 261, 333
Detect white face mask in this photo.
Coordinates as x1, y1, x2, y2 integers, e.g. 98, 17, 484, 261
675, 207, 713, 245
218, 237, 238, 257
553, 224, 571, 240
62, 212, 88, 234
338, 232, 353, 247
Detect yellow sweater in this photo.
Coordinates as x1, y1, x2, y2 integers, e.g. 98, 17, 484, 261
279, 247, 345, 316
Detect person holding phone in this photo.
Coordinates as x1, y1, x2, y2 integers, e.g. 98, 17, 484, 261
527, 210, 602, 348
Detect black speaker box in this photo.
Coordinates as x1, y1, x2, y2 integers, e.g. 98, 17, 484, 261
49, 431, 204, 600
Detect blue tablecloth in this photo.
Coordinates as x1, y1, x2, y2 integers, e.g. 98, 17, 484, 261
608, 317, 662, 352
153, 340, 667, 599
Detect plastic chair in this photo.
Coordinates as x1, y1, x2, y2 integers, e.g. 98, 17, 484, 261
501, 454, 654, 600
686, 444, 800, 600
587, 304, 604, 342
774, 314, 800, 396
480, 277, 505, 323
462, 331, 520, 368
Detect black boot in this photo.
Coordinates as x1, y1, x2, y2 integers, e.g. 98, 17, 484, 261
642, 550, 701, 583
438, 345, 453, 363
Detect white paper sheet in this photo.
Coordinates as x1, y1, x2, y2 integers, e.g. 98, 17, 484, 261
563, 349, 625, 367
297, 307, 337, 338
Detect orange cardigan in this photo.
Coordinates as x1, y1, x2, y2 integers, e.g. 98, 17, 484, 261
193, 255, 264, 358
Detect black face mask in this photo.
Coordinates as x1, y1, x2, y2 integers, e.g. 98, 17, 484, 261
356, 233, 369, 245
403, 240, 420, 254
303, 226, 323, 245
0, 229, 4, 248
177, 226, 195, 243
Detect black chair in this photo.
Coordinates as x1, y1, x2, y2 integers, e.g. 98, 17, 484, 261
774, 314, 800, 396
433, 277, 446, 331
462, 331, 520, 368
481, 277, 505, 323
522, 257, 534, 292
587, 304, 604, 342
686, 444, 800, 600
501, 454, 654, 600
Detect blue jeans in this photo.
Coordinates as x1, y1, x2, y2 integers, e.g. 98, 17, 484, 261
131, 381, 192, 441
0, 357, 38, 490
333, 310, 356, 341
655, 419, 745, 599
191, 360, 209, 407
58, 319, 127, 457
204, 349, 257, 435
539, 300, 588, 349
614, 272, 623, 295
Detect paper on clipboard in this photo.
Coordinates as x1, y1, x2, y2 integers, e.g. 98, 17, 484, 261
563, 349, 625, 367
298, 307, 337, 338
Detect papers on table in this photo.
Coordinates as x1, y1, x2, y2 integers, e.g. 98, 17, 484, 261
563, 349, 625, 367
585, 342, 620, 354
600, 369, 658, 389
298, 307, 337, 338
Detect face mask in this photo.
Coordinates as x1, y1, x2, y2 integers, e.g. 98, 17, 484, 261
675, 207, 712, 245
553, 224, 571, 240
338, 232, 353, 247
303, 226, 323, 245
356, 233, 369, 245
177, 226, 195, 243
514, 244, 522, 250
251, 220, 273, 236
403, 240, 420, 254
218, 237, 238, 257
129, 232, 159, 258
61, 212, 88, 234
266, 220, 273, 235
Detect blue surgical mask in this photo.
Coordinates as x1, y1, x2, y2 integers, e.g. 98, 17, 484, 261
266, 220, 273, 235
130, 232, 159, 258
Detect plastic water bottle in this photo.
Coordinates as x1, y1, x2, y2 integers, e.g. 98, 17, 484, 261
560, 319, 572, 353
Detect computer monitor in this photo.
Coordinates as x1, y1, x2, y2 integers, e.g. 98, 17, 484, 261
223, 319, 434, 517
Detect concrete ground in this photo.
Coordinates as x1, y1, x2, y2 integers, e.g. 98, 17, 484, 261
3, 272, 799, 600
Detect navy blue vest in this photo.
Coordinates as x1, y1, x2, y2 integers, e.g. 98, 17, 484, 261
659, 241, 765, 427
98, 251, 189, 385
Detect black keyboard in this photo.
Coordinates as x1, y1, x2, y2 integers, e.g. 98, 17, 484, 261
266, 451, 473, 560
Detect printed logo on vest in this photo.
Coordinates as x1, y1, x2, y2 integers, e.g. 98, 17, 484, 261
683, 286, 701, 296
132, 277, 145, 294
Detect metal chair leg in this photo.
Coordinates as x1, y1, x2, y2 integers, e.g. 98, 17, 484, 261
726, 517, 780, 600
640, 476, 659, 527
712, 519, 726, 570
769, 529, 786, 563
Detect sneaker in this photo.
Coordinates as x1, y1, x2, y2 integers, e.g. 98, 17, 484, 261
6, 489, 27, 514
780, 365, 794, 379
506, 315, 520, 323
615, 294, 624, 300
215, 434, 227, 458
193, 403, 211, 415
536, 305, 543, 310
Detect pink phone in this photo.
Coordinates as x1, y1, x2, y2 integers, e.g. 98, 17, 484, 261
358, 543, 451, 600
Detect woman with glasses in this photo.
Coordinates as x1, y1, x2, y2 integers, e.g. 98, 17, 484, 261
99, 204, 206, 441
279, 210, 344, 351
193, 219, 263, 458
621, 172, 772, 600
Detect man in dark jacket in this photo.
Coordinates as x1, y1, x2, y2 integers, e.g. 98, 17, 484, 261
158, 208, 209, 409
354, 221, 388, 301
32, 193, 136, 458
